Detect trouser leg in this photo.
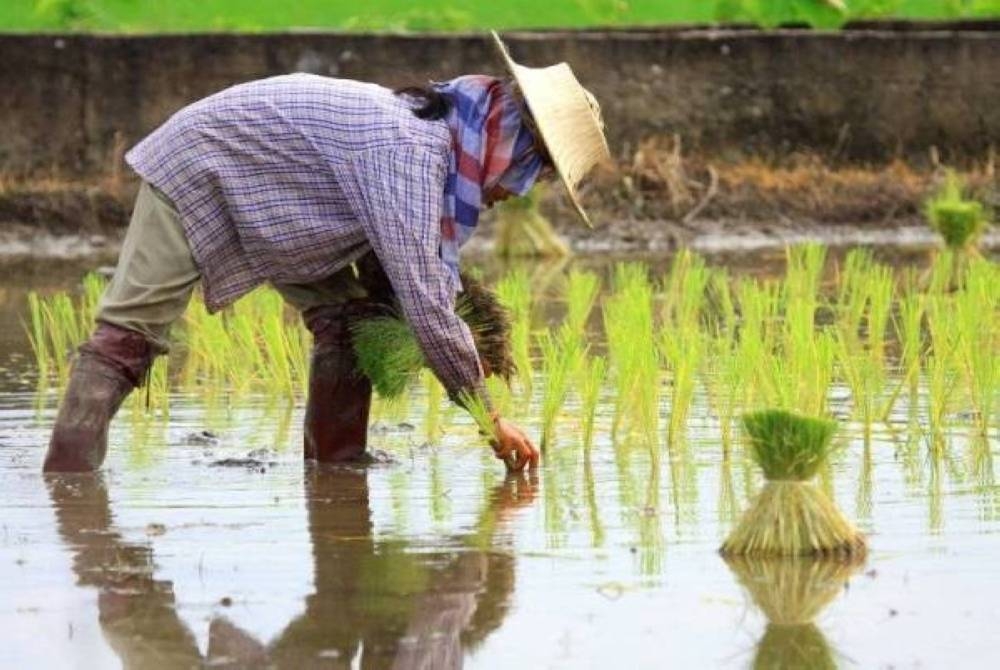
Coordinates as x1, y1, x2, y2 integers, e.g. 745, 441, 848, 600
273, 258, 383, 463
44, 182, 199, 472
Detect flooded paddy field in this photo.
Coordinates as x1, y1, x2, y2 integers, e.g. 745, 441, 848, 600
1, 248, 998, 669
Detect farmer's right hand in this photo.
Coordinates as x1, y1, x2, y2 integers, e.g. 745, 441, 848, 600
490, 415, 540, 473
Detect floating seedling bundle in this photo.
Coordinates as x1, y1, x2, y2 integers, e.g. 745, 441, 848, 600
351, 273, 515, 399
721, 409, 866, 558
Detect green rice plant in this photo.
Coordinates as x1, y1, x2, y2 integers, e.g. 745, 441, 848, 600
485, 373, 513, 419
702, 334, 742, 447
924, 292, 964, 449
494, 268, 534, 398
925, 170, 989, 252
954, 259, 1000, 437
720, 409, 865, 558
864, 265, 895, 365
44, 293, 83, 385
834, 330, 886, 442
579, 356, 606, 453
24, 292, 51, 382
663, 249, 710, 332
734, 278, 782, 407
706, 268, 737, 337
926, 248, 956, 296
660, 325, 703, 445
537, 326, 587, 450
603, 263, 659, 442
564, 268, 600, 335
783, 243, 826, 311
422, 369, 445, 443
254, 290, 299, 399
457, 389, 498, 443
895, 289, 926, 398
834, 248, 876, 346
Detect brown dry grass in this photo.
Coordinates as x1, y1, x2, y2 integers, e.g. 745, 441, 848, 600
598, 137, 998, 225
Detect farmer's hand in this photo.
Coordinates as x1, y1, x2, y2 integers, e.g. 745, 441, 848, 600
490, 414, 540, 473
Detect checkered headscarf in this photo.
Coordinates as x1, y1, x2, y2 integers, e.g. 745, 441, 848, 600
432, 76, 545, 287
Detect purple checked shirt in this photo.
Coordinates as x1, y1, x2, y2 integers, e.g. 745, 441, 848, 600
126, 74, 485, 400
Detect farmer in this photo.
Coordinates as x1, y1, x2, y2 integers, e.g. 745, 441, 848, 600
43, 32, 611, 474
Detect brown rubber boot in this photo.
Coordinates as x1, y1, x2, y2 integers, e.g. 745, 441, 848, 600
43, 322, 157, 473
302, 303, 375, 463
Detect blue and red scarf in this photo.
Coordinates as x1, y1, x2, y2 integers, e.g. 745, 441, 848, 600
433, 76, 545, 288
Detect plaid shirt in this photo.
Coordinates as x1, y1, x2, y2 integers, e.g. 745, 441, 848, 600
126, 74, 485, 399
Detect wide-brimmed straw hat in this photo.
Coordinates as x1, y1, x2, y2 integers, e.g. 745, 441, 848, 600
490, 30, 611, 226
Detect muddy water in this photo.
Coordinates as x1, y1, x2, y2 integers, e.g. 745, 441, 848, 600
1, 256, 999, 669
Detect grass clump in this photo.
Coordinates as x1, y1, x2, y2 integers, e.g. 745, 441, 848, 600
721, 409, 865, 558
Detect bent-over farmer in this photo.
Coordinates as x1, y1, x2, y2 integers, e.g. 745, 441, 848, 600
43, 32, 610, 474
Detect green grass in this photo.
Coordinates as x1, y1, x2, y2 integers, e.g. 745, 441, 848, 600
7, 0, 999, 32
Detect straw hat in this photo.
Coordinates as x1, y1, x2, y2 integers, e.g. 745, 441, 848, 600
490, 30, 611, 226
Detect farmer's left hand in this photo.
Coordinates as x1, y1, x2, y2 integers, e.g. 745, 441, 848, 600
490, 415, 540, 473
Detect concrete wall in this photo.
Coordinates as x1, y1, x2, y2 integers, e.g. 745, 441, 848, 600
2, 26, 999, 176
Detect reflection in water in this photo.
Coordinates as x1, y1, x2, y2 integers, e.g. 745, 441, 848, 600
724, 557, 864, 670
47, 469, 535, 668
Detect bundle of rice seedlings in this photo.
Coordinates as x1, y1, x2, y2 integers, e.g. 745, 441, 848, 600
720, 409, 865, 558
924, 171, 988, 252
351, 273, 515, 399
724, 557, 863, 670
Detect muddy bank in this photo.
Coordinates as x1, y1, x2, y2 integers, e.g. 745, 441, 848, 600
2, 152, 996, 259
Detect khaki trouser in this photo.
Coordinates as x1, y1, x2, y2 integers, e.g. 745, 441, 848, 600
98, 181, 366, 351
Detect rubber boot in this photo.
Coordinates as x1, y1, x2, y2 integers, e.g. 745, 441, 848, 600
43, 322, 157, 473
302, 303, 374, 463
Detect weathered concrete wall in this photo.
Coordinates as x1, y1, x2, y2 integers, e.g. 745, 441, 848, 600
2, 26, 999, 175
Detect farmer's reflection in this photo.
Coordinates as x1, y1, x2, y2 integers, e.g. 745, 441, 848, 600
47, 469, 535, 668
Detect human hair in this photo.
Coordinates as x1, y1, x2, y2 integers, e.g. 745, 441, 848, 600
394, 85, 451, 120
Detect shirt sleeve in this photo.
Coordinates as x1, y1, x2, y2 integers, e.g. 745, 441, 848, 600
337, 143, 489, 405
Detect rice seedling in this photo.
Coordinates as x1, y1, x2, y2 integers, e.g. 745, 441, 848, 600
660, 325, 703, 445
783, 243, 826, 314
457, 389, 499, 445
724, 557, 862, 670
564, 268, 601, 336
662, 249, 710, 332
720, 409, 865, 558
494, 268, 534, 398
734, 278, 782, 407
895, 288, 926, 399
580, 356, 606, 453
702, 335, 743, 448
537, 327, 587, 450
706, 268, 737, 337
834, 330, 886, 442
864, 264, 895, 365
954, 259, 1000, 437
421, 369, 445, 443
603, 263, 659, 442
24, 292, 51, 383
